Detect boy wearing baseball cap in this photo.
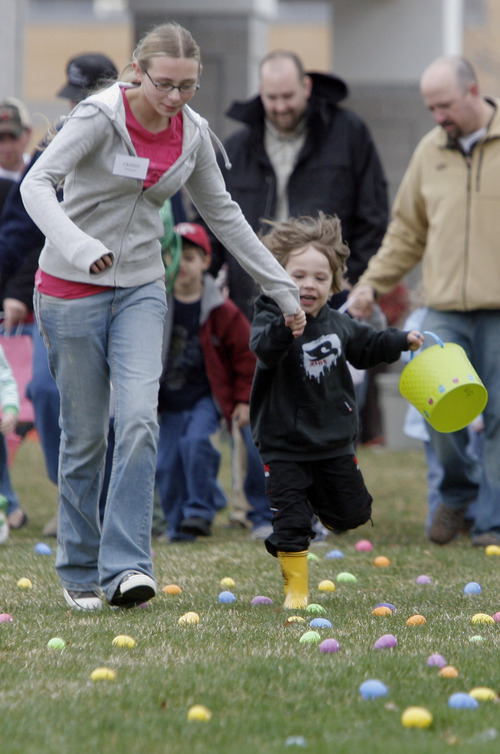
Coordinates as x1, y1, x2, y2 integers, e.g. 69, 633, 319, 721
156, 222, 257, 541
0, 98, 32, 182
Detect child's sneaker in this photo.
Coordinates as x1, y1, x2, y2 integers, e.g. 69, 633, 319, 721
0, 495, 9, 545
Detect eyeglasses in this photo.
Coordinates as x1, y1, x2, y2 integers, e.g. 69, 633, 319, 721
144, 70, 199, 94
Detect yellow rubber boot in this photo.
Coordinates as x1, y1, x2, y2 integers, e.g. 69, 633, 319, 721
277, 551, 309, 609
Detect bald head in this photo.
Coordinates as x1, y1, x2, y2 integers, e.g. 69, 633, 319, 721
259, 51, 312, 135
420, 56, 491, 140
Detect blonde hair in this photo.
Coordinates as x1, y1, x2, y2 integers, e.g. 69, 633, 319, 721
120, 22, 202, 82
261, 213, 350, 294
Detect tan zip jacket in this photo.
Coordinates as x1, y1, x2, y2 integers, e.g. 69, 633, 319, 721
357, 98, 500, 311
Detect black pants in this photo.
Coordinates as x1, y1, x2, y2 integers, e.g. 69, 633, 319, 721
264, 455, 373, 556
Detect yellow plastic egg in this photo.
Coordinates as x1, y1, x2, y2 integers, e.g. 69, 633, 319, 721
485, 544, 500, 556
187, 705, 212, 722
17, 578, 33, 589
469, 687, 497, 701
178, 611, 200, 626
318, 580, 335, 592
220, 577, 235, 589
471, 613, 494, 625
112, 634, 136, 648
90, 667, 116, 682
401, 706, 433, 728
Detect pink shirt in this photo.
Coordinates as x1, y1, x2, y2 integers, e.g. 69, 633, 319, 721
37, 87, 183, 299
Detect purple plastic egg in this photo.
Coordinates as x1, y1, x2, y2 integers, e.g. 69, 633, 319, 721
416, 574, 432, 585
374, 633, 397, 649
325, 549, 344, 559
319, 638, 340, 653
427, 653, 446, 668
375, 602, 396, 612
251, 595, 273, 605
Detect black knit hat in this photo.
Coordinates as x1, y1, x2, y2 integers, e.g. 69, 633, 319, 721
57, 53, 118, 102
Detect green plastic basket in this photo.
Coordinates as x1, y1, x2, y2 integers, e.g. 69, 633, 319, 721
399, 332, 488, 433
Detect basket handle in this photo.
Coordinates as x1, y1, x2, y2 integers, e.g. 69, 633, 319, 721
409, 330, 444, 360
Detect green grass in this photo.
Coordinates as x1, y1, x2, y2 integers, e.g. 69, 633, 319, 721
1, 438, 499, 753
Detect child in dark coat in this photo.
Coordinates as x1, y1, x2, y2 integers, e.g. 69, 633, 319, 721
250, 213, 424, 607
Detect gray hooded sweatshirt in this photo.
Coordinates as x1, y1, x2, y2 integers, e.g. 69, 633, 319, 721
20, 82, 299, 315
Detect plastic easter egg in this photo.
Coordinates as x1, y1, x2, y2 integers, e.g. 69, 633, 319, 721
406, 614, 426, 626
374, 556, 390, 567
375, 602, 396, 612
336, 572, 357, 583
401, 706, 433, 728
318, 580, 335, 592
359, 679, 388, 700
285, 615, 305, 624
427, 653, 447, 668
415, 574, 432, 584
112, 634, 136, 648
178, 611, 200, 625
305, 603, 326, 615
47, 637, 65, 649
439, 665, 458, 678
493, 612, 500, 623
469, 635, 484, 643
90, 667, 116, 682
319, 638, 340, 653
299, 630, 321, 645
220, 577, 235, 588
325, 549, 344, 559
307, 552, 320, 562
464, 581, 482, 595
187, 705, 212, 722
355, 539, 373, 552
34, 542, 52, 556
469, 687, 497, 702
251, 595, 273, 605
471, 613, 494, 625
218, 590, 236, 604
485, 544, 500, 556
448, 692, 479, 709
309, 617, 332, 629
0, 613, 14, 623
17, 577, 32, 589
372, 606, 392, 616
162, 584, 182, 594
374, 633, 397, 649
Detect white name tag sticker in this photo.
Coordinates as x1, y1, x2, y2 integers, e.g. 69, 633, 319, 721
113, 155, 149, 180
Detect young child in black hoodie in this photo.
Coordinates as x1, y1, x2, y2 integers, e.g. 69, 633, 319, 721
250, 212, 424, 608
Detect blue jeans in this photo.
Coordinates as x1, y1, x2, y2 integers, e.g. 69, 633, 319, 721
156, 395, 223, 540
423, 309, 500, 536
238, 424, 272, 529
34, 281, 167, 601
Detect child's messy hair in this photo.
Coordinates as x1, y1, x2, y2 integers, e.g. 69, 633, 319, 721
260, 212, 350, 294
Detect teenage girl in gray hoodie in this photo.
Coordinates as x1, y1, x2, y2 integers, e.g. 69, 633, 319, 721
20, 22, 305, 611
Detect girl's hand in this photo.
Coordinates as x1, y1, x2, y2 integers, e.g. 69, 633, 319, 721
407, 330, 425, 351
90, 254, 113, 275
284, 308, 306, 338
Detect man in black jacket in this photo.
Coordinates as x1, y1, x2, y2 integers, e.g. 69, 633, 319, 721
205, 50, 389, 321
197, 51, 389, 537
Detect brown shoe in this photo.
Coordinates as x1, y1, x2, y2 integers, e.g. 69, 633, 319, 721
428, 503, 465, 544
471, 531, 500, 547
43, 514, 58, 537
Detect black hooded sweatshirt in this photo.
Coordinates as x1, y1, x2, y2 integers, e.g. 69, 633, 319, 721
250, 296, 410, 462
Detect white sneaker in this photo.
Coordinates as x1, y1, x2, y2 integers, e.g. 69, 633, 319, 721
109, 572, 156, 608
0, 512, 9, 545
63, 588, 103, 611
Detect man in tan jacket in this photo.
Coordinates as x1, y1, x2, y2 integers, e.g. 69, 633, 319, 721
349, 56, 500, 548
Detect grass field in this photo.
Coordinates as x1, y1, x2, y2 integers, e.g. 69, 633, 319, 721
1, 437, 499, 754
